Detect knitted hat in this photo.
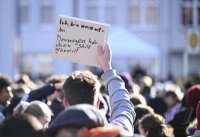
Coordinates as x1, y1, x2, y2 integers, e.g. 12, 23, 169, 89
49, 104, 107, 129
187, 85, 200, 108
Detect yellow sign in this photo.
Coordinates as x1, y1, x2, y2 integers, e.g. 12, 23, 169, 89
190, 32, 198, 48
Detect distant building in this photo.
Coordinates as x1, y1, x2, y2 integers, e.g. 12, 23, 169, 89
0, 0, 199, 80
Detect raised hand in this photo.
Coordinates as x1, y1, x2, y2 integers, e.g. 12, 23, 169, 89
97, 44, 112, 72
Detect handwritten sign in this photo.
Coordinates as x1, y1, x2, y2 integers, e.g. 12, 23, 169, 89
53, 15, 110, 67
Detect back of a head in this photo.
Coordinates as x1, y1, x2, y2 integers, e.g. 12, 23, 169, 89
119, 72, 134, 93
0, 114, 43, 137
46, 104, 107, 137
134, 104, 154, 134
27, 101, 51, 120
139, 114, 174, 137
130, 93, 147, 106
187, 84, 200, 108
135, 104, 154, 121
165, 85, 184, 103
63, 70, 100, 106
14, 101, 52, 128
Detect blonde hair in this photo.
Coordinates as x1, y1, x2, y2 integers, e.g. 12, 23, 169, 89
14, 101, 52, 122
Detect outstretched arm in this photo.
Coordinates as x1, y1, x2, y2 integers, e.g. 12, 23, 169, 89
28, 83, 63, 102
98, 44, 135, 136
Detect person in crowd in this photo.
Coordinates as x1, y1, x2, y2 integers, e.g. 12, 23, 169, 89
187, 84, 200, 109
134, 104, 155, 135
27, 79, 63, 103
130, 93, 147, 106
191, 101, 200, 137
0, 74, 13, 124
2, 83, 30, 116
14, 100, 52, 129
131, 64, 146, 84
45, 75, 66, 117
0, 114, 43, 137
15, 74, 38, 90
186, 85, 200, 137
148, 82, 167, 116
62, 70, 100, 106
164, 85, 184, 122
46, 104, 124, 137
138, 114, 174, 137
140, 76, 153, 103
119, 72, 134, 93
1, 74, 64, 120
99, 84, 111, 121
45, 104, 108, 137
168, 84, 199, 137
47, 44, 135, 136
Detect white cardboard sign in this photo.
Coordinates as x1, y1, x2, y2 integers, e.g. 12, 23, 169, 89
53, 15, 110, 67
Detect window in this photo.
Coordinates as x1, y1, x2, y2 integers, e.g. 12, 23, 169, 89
40, 6, 54, 24
105, 6, 116, 23
86, 0, 99, 21
128, 5, 140, 24
40, 0, 55, 24
87, 6, 98, 21
198, 6, 200, 24
18, 0, 30, 24
181, 0, 193, 26
181, 0, 200, 26
146, 6, 159, 24
85, 0, 117, 24
145, 0, 159, 24
105, 0, 117, 24
128, 0, 159, 25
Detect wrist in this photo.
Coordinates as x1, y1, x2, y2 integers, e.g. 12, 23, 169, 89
103, 65, 112, 72
50, 83, 55, 90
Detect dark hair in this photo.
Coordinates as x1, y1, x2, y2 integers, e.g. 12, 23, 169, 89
63, 71, 100, 105
130, 93, 147, 106
119, 75, 133, 93
134, 104, 154, 133
0, 74, 12, 92
0, 114, 43, 137
139, 114, 174, 137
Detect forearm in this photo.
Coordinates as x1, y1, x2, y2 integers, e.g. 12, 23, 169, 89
27, 84, 54, 102
101, 69, 135, 136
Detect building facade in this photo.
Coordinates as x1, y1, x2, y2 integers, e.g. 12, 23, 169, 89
0, 0, 199, 80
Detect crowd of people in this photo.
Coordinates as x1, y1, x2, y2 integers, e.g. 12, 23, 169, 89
0, 45, 200, 137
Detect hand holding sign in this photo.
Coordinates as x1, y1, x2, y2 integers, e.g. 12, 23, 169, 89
53, 15, 110, 67
98, 44, 112, 72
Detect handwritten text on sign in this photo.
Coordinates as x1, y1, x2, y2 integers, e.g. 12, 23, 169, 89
53, 16, 110, 67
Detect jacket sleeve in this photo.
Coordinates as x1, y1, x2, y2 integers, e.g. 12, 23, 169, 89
101, 69, 135, 136
27, 84, 55, 102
